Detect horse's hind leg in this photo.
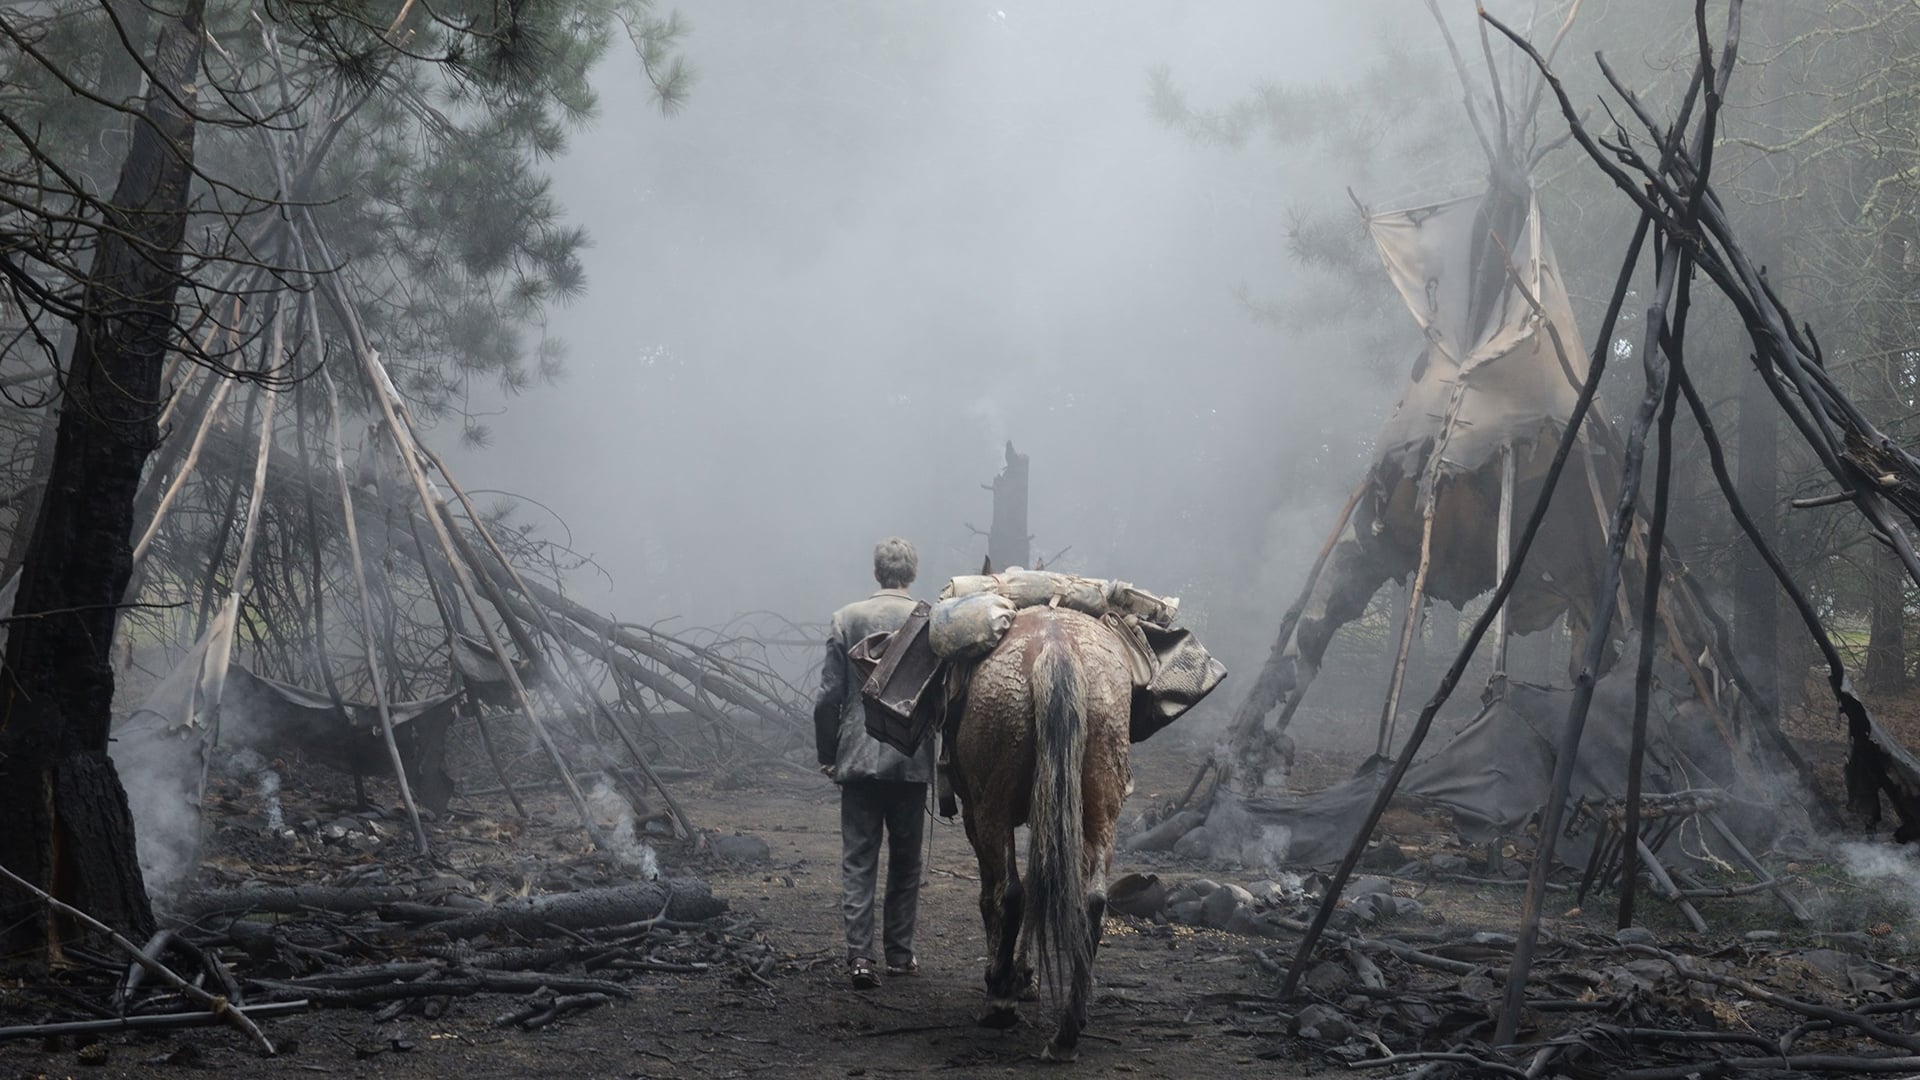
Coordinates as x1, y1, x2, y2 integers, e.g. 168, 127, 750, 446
964, 808, 1024, 1029
979, 844, 1025, 1028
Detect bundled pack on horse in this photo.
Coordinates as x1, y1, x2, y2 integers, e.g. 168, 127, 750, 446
852, 569, 1225, 1060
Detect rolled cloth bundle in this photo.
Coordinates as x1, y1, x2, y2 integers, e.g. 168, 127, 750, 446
924, 568, 1221, 742
928, 592, 1018, 659
940, 569, 1179, 625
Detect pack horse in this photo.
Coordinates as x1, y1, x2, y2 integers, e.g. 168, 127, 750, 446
854, 568, 1224, 1060
951, 606, 1134, 1061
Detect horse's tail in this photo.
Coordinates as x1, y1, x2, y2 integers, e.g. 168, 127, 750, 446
1027, 631, 1091, 1004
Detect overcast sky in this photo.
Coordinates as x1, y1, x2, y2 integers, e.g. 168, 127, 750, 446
446, 1, 1425, 678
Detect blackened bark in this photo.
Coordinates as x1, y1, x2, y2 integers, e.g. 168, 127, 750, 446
2, 0, 160, 590
0, 417, 58, 593
987, 441, 1030, 571
1863, 227, 1911, 694
0, 0, 207, 959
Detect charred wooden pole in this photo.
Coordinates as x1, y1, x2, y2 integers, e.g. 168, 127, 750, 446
1492, 447, 1516, 679
1619, 338, 1682, 930
1511, 0, 1920, 835
1618, 213, 1704, 931
1496, 232, 1678, 1044
1532, 10, 1920, 593
1280, 210, 1655, 1002
1487, 1, 1738, 1042
1673, 355, 1920, 831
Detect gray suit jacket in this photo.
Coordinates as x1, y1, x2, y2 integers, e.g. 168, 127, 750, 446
813, 588, 935, 784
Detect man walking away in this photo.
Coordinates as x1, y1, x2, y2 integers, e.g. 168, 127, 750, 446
814, 537, 935, 989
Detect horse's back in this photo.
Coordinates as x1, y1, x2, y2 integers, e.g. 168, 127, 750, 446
955, 607, 1132, 821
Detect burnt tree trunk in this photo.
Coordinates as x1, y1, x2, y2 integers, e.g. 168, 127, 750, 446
0, 0, 158, 594
0, 0, 207, 960
1863, 228, 1912, 693
1865, 545, 1908, 692
987, 441, 1030, 572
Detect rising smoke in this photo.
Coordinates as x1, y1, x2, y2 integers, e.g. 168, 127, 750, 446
111, 714, 209, 901
444, 1, 1400, 695
1837, 841, 1920, 926
588, 778, 661, 881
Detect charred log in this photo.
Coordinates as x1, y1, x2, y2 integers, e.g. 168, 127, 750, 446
427, 879, 724, 942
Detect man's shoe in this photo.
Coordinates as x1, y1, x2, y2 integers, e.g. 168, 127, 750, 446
885, 959, 919, 977
848, 957, 880, 990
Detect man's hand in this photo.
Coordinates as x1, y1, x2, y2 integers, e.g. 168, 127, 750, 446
819, 764, 836, 780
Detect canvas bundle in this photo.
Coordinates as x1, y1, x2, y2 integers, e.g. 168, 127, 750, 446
927, 592, 1017, 660
861, 569, 1219, 757
939, 570, 1179, 629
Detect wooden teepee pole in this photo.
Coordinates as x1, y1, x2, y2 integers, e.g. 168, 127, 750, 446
131, 375, 233, 567
403, 505, 530, 820
419, 455, 696, 839
305, 221, 608, 851
1220, 476, 1368, 790
317, 360, 430, 855
1494, 218, 1684, 1047
1280, 210, 1653, 1004
190, 315, 284, 851
1619, 363, 1681, 930
1492, 446, 1516, 678
1375, 504, 1436, 757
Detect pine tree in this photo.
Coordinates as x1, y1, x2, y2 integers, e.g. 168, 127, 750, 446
0, 0, 690, 958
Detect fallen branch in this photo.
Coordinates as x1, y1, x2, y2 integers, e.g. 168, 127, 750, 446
494, 989, 614, 1030
0, 862, 277, 1055
1347, 1051, 1531, 1079
252, 966, 631, 1007
1617, 1055, 1920, 1079
1627, 944, 1920, 1054
0, 1000, 307, 1043
427, 879, 725, 942
175, 883, 419, 919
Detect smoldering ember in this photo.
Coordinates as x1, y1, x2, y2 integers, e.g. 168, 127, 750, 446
13, 4, 1920, 1080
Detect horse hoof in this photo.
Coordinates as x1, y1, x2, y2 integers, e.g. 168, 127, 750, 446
975, 1001, 1020, 1029
1040, 1040, 1079, 1063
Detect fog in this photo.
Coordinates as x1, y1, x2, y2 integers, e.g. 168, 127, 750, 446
448, 2, 1424, 684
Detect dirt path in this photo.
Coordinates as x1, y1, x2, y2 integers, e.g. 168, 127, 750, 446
0, 745, 1314, 1078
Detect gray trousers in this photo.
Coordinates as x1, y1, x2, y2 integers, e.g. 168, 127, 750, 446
839, 779, 927, 966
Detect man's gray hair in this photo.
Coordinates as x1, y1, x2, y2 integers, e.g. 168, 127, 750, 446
873, 537, 918, 589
